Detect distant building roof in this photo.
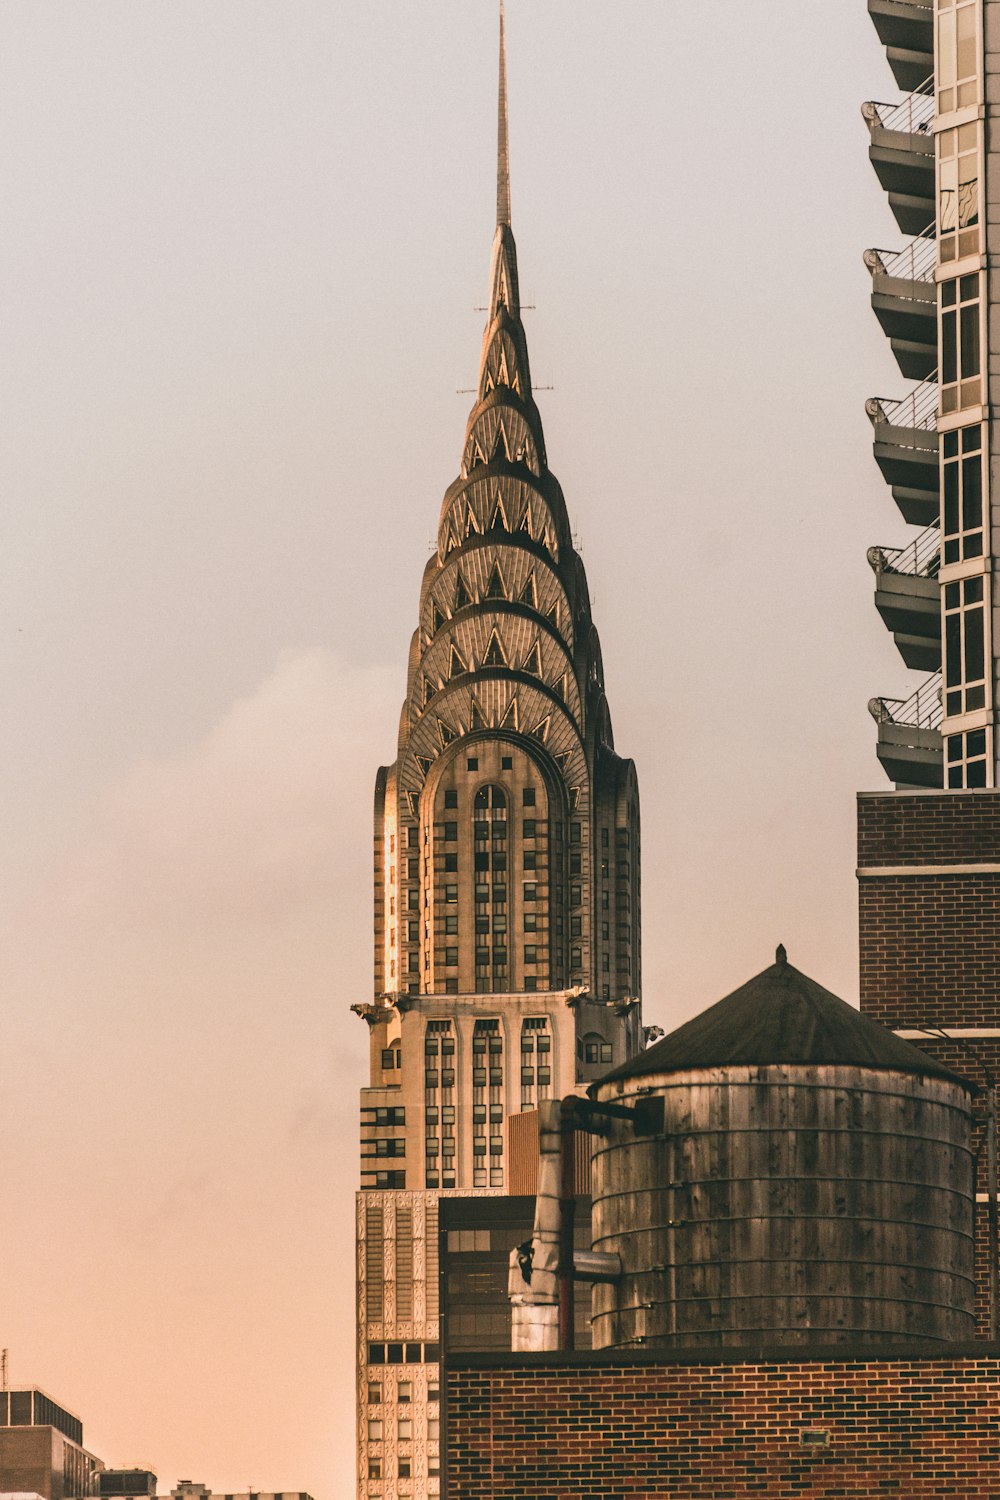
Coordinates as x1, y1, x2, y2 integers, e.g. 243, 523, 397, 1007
597, 947, 972, 1088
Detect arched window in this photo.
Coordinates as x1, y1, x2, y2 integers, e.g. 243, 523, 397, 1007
520, 1017, 552, 1107
578, 1032, 613, 1069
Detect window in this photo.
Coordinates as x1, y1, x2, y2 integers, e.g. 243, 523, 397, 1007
408, 857, 419, 879
368, 1382, 382, 1403
945, 575, 987, 715
445, 913, 458, 935
939, 122, 980, 263
570, 821, 581, 843
524, 945, 537, 963
368, 1420, 383, 1439
373, 1107, 405, 1125
523, 882, 537, 901
524, 912, 537, 931
428, 1383, 440, 1402
444, 821, 457, 841
941, 273, 981, 413
948, 727, 990, 787
444, 853, 458, 872
428, 1418, 440, 1440
467, 757, 478, 771
524, 850, 537, 870
375, 1170, 405, 1187
522, 787, 536, 806
398, 1458, 411, 1478
937, 0, 979, 114
571, 947, 582, 968
524, 976, 537, 991
444, 789, 458, 808
445, 977, 458, 993
445, 948, 458, 966
445, 885, 458, 903
943, 425, 983, 563
397, 1381, 412, 1403
397, 1419, 412, 1440
571, 915, 582, 937
381, 1047, 401, 1070
501, 755, 513, 769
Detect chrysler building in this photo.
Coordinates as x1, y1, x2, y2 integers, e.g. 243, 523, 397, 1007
353, 7, 642, 1494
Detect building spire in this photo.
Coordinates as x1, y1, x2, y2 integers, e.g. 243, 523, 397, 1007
497, 0, 511, 227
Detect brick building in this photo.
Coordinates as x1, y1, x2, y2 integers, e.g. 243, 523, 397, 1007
443, 1345, 1000, 1498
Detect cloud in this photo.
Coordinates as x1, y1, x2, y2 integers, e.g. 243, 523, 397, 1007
48, 648, 399, 930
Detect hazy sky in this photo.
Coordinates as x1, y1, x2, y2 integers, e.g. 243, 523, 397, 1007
2, 2, 915, 1494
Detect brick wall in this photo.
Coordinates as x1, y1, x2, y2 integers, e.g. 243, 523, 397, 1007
444, 1346, 1000, 1498
858, 791, 1000, 1335
857, 792, 1000, 1027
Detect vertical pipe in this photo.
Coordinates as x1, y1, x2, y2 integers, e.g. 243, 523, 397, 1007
558, 1098, 576, 1351
989, 1085, 999, 1343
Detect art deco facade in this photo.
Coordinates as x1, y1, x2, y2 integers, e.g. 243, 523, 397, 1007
352, 8, 642, 1496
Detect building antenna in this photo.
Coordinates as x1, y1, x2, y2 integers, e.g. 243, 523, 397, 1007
1, 1349, 8, 1391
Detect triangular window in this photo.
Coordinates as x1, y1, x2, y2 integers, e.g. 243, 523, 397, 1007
518, 504, 533, 538
466, 503, 481, 536
491, 424, 510, 462
471, 699, 487, 732
497, 698, 519, 732
554, 751, 572, 772
432, 601, 446, 633
449, 643, 467, 679
485, 562, 507, 600
552, 674, 566, 702
423, 677, 436, 707
489, 493, 509, 532
483, 629, 507, 668
405, 791, 419, 818
455, 572, 471, 610
569, 786, 580, 812
546, 599, 559, 627
436, 718, 456, 747
416, 755, 433, 778
529, 715, 551, 744
518, 573, 537, 608
521, 641, 542, 676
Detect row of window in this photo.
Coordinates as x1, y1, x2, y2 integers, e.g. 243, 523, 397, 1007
366, 1417, 439, 1441
367, 1341, 439, 1365
444, 783, 538, 805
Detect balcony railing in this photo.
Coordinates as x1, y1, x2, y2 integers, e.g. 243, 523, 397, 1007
863, 78, 934, 135
864, 227, 936, 284
867, 521, 941, 579
866, 373, 938, 431
868, 671, 942, 730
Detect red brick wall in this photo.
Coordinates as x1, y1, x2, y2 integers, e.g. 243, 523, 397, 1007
445, 1349, 1000, 1498
857, 792, 1000, 1333
857, 792, 1000, 1028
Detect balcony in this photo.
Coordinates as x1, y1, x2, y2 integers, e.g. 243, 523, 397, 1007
868, 0, 933, 91
867, 521, 941, 671
864, 232, 937, 380
868, 672, 943, 787
866, 375, 939, 525
862, 85, 934, 234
